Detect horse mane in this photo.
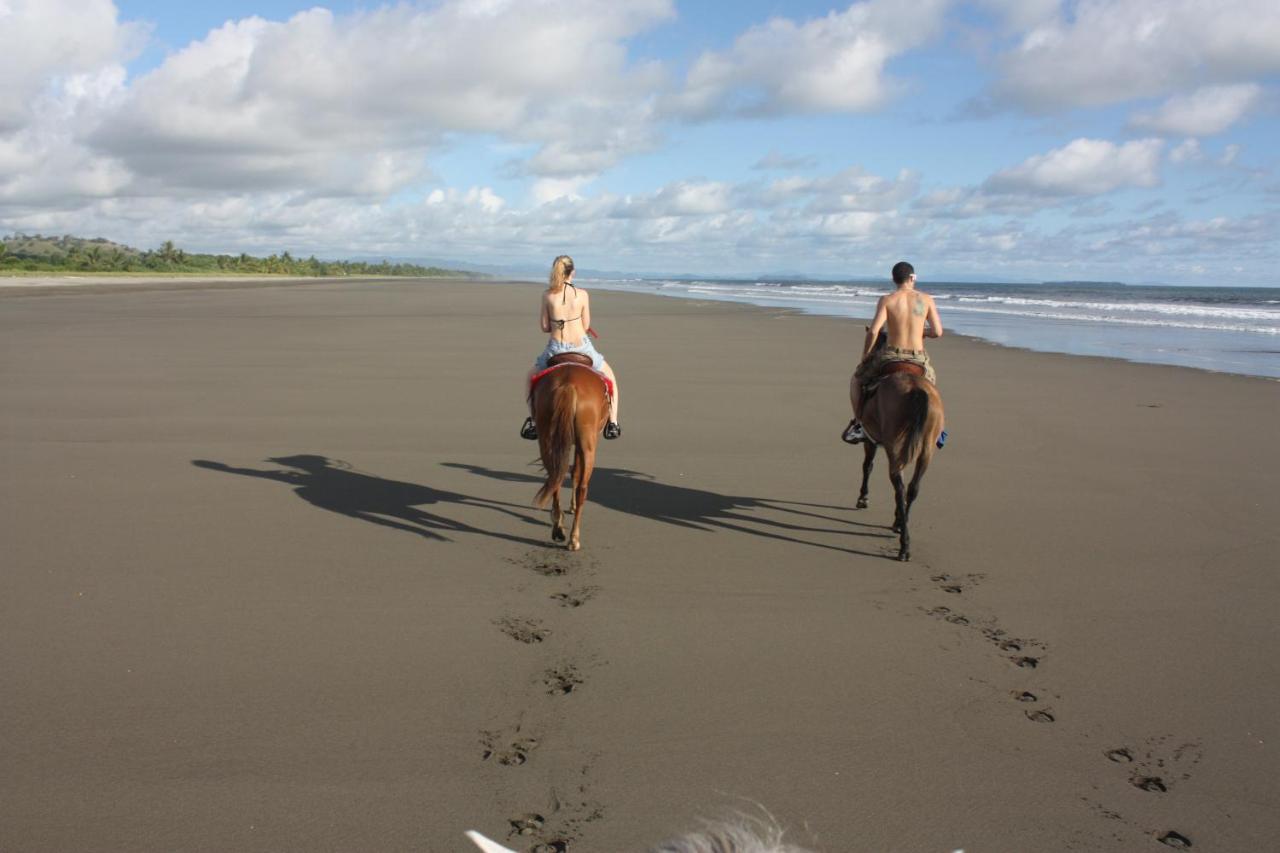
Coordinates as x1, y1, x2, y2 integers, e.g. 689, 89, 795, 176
648, 819, 813, 853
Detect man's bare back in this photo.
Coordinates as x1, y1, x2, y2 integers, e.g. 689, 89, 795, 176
863, 277, 943, 360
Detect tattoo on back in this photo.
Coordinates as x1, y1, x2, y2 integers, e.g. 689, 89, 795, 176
912, 297, 926, 316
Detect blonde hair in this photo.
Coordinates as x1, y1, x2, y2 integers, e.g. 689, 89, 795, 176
549, 254, 575, 294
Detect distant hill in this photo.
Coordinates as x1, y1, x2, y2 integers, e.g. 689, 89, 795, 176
0, 234, 477, 278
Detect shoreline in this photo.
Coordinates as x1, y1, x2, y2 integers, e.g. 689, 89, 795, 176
2, 277, 1277, 851
8, 272, 1278, 384
586, 278, 1280, 381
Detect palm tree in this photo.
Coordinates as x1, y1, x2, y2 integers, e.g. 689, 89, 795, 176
158, 240, 179, 266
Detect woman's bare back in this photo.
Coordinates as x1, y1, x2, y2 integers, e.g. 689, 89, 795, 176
543, 286, 590, 344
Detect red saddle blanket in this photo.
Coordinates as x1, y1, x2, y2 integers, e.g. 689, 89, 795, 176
528, 363, 614, 399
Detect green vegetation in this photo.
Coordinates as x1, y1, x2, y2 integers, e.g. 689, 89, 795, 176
0, 234, 473, 278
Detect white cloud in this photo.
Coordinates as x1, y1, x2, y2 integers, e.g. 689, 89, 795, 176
665, 0, 948, 118
985, 138, 1164, 197
757, 167, 919, 213
1168, 139, 1204, 165
0, 0, 145, 132
989, 0, 1280, 111
531, 177, 592, 205
1130, 84, 1262, 137
87, 1, 673, 194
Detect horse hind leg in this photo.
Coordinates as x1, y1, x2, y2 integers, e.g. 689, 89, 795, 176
856, 441, 876, 509
568, 446, 592, 551
904, 450, 932, 525
889, 469, 910, 560
550, 488, 566, 543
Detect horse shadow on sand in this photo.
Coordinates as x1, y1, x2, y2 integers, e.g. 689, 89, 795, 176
442, 462, 895, 558
192, 454, 547, 546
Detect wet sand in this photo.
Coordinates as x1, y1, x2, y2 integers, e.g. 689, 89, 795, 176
1, 277, 1277, 851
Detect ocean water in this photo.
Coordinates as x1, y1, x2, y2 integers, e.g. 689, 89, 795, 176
586, 278, 1280, 380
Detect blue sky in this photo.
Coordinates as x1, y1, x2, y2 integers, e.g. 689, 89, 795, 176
3, 0, 1279, 284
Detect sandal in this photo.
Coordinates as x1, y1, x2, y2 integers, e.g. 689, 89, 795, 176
841, 419, 867, 444
603, 421, 622, 440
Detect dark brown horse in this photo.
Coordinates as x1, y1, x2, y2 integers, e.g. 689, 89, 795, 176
850, 364, 945, 561
531, 354, 611, 550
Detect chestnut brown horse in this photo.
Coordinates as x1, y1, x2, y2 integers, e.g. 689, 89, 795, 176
531, 354, 611, 550
850, 365, 945, 561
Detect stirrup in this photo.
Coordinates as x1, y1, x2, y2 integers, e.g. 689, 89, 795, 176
520, 417, 538, 440
603, 421, 621, 440
841, 419, 867, 444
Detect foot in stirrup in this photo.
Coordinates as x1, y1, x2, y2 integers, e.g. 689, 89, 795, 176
603, 421, 621, 440
842, 419, 867, 444
936, 429, 948, 449
520, 416, 538, 440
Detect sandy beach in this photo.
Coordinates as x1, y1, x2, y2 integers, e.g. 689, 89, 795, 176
2, 277, 1277, 852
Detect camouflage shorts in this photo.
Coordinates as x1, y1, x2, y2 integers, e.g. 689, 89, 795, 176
855, 346, 936, 387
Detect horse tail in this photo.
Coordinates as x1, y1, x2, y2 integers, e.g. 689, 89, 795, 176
897, 384, 933, 468
534, 380, 577, 508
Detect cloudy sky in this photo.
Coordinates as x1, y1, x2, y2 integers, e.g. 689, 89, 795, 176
2, 0, 1278, 283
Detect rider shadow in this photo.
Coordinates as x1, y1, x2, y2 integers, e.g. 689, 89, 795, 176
192, 454, 547, 546
442, 462, 894, 558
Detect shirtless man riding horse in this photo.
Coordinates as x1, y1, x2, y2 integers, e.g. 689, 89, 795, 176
843, 261, 946, 445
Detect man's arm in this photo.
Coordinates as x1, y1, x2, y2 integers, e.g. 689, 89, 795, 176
863, 297, 888, 359
924, 295, 943, 339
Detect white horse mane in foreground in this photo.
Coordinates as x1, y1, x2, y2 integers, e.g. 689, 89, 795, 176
466, 820, 812, 853
467, 820, 966, 852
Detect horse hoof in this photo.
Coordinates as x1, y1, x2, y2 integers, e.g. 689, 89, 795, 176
551, 528, 566, 543
567, 541, 581, 552
898, 551, 910, 562
890, 524, 902, 534
856, 498, 868, 509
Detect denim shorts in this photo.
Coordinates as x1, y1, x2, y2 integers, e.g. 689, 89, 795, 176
535, 336, 605, 371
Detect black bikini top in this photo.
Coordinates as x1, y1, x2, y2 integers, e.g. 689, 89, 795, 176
551, 283, 583, 330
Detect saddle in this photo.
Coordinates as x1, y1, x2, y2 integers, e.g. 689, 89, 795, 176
529, 354, 614, 399
860, 360, 926, 408
547, 353, 593, 368
879, 361, 925, 378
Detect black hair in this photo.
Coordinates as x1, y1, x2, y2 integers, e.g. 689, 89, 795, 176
891, 261, 914, 285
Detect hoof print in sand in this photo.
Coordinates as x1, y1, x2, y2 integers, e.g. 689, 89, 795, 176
496, 617, 549, 644
1013, 690, 1038, 703
1025, 708, 1055, 723
480, 731, 540, 766
1105, 747, 1134, 763
1132, 775, 1168, 793
945, 613, 970, 625
550, 586, 598, 608
1157, 831, 1192, 848
1011, 655, 1039, 669
543, 665, 584, 695
531, 841, 569, 853
509, 814, 546, 837
930, 573, 985, 594
521, 553, 570, 577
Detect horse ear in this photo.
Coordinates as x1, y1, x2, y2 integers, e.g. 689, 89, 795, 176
465, 831, 518, 853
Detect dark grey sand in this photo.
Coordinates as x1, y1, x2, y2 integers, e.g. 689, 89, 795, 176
2, 277, 1277, 851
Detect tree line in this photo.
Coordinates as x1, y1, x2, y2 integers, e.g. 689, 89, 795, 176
0, 234, 472, 278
